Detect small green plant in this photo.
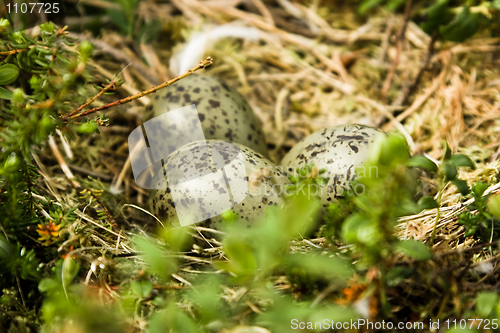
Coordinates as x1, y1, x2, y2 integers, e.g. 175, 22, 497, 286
358, 0, 499, 42
0, 20, 119, 331
1, 7, 499, 330
26, 129, 500, 331
457, 182, 500, 241
407, 141, 478, 244
106, 0, 161, 44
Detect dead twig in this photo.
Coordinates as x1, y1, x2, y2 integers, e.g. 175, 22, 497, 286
382, 54, 449, 131
392, 34, 438, 106
381, 0, 413, 104
67, 57, 213, 120
63, 65, 130, 120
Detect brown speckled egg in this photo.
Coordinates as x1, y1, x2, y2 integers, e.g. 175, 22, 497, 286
280, 124, 386, 209
149, 140, 290, 230
144, 74, 268, 157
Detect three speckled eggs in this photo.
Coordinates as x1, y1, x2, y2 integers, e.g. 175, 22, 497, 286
145, 74, 385, 228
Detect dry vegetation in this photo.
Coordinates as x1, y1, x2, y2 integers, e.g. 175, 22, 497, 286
4, 0, 500, 331
61, 0, 500, 247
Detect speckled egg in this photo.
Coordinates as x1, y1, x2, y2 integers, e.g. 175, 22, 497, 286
144, 74, 268, 157
149, 140, 290, 230
280, 124, 386, 209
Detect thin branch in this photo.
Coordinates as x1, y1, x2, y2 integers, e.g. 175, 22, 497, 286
392, 34, 438, 106
63, 64, 131, 120
0, 48, 25, 56
67, 57, 213, 120
0, 44, 51, 56
382, 55, 449, 131
381, 0, 413, 104
15, 272, 26, 308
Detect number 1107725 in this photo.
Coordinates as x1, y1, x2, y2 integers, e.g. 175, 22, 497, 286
445, 318, 498, 330
6, 2, 59, 14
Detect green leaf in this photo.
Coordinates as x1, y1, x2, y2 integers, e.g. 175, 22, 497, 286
219, 236, 257, 279
257, 292, 316, 332
0, 18, 10, 31
130, 280, 153, 298
476, 291, 498, 318
0, 63, 19, 85
107, 9, 130, 36
2, 153, 20, 173
386, 266, 414, 287
442, 141, 452, 161
371, 133, 410, 167
449, 154, 475, 169
76, 121, 98, 134
418, 196, 439, 210
79, 40, 93, 59
493, 0, 500, 10
160, 226, 192, 253
358, 0, 383, 14
12, 88, 23, 103
406, 155, 438, 172
135, 19, 161, 44
285, 253, 352, 281
395, 239, 431, 261
385, 0, 405, 11
309, 305, 359, 325
342, 214, 383, 247
61, 256, 79, 287
354, 195, 374, 212
0, 236, 10, 258
285, 191, 322, 235
187, 277, 225, 324
452, 178, 469, 196
472, 182, 489, 198
133, 236, 176, 281
220, 209, 238, 223
487, 194, 500, 220
150, 305, 201, 333
443, 161, 457, 180
38, 278, 59, 293
0, 86, 12, 100
440, 6, 480, 42
420, 0, 453, 35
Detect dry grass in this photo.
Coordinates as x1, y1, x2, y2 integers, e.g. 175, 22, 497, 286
39, 0, 500, 297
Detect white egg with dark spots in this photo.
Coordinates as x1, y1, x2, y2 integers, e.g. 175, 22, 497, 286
280, 124, 386, 208
144, 74, 268, 157
149, 140, 290, 230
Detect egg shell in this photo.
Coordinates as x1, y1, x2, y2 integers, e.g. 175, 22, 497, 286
144, 74, 268, 157
280, 124, 386, 208
149, 140, 290, 230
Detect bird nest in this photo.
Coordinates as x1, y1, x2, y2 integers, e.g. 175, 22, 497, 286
30, 1, 500, 329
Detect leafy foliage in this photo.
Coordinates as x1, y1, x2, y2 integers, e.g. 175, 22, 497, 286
358, 0, 499, 42
1, 8, 500, 331
458, 182, 500, 240
0, 19, 109, 331
106, 0, 161, 44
